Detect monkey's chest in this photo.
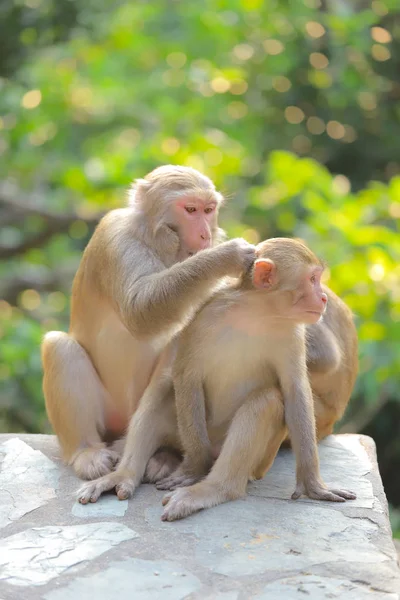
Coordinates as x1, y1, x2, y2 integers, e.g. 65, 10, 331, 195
202, 331, 276, 429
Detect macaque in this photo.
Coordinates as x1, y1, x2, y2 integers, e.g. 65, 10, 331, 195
42, 165, 255, 480
77, 238, 357, 517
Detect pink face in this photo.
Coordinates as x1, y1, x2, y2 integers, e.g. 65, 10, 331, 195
172, 196, 217, 257
291, 266, 327, 323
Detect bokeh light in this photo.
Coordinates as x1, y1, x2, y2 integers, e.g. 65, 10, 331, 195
21, 90, 42, 109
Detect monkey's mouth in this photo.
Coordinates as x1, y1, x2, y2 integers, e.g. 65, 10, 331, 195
306, 311, 324, 319
305, 311, 324, 324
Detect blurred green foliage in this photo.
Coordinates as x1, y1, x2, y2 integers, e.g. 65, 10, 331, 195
0, 0, 399, 532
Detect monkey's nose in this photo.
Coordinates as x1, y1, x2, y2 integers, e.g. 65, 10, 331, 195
200, 227, 212, 240
321, 293, 328, 304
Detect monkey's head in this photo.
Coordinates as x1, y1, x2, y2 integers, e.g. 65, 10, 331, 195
130, 165, 224, 261
251, 238, 327, 324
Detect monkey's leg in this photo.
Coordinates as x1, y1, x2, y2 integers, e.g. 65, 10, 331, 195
42, 331, 119, 480
143, 347, 183, 483
77, 384, 177, 504
251, 394, 288, 481
156, 374, 213, 491
161, 388, 286, 521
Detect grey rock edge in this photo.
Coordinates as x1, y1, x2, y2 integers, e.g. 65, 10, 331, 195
0, 433, 398, 600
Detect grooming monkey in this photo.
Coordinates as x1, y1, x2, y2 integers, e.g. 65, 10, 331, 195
77, 238, 357, 515
42, 165, 255, 480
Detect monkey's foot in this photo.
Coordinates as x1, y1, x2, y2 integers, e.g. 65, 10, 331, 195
143, 448, 182, 483
72, 447, 120, 480
161, 487, 204, 521
161, 481, 239, 521
156, 467, 203, 491
77, 469, 137, 504
292, 480, 357, 502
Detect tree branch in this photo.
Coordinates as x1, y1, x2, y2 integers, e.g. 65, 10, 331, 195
0, 264, 78, 305
0, 182, 105, 259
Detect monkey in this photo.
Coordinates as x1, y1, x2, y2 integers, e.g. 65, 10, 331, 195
158, 237, 358, 520
41, 165, 256, 481
76, 238, 357, 516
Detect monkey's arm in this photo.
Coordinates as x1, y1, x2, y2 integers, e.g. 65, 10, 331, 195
279, 333, 356, 502
117, 238, 254, 337
90, 214, 253, 337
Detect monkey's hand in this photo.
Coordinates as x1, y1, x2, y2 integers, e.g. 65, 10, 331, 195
156, 224, 180, 263
215, 238, 256, 277
77, 469, 138, 504
156, 463, 207, 491
291, 478, 356, 503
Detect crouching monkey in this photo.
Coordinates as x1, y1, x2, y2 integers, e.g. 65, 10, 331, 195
42, 165, 255, 480
77, 238, 358, 517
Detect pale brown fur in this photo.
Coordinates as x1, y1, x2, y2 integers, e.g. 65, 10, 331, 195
77, 238, 357, 514
42, 165, 255, 480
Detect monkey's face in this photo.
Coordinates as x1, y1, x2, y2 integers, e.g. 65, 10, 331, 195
253, 259, 327, 324
288, 266, 327, 324
170, 195, 218, 259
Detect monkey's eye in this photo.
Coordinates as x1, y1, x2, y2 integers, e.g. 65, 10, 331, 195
310, 274, 316, 284
185, 207, 196, 213
204, 207, 214, 214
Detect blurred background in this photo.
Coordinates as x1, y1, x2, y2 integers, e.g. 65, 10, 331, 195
0, 0, 399, 534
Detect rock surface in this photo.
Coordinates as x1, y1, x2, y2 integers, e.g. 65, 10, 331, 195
0, 433, 398, 599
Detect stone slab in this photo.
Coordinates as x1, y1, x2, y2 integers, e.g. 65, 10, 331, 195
0, 433, 398, 599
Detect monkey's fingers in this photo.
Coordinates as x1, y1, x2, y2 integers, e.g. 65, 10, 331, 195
77, 471, 129, 504
291, 481, 306, 500
161, 492, 173, 506
309, 485, 357, 502
291, 489, 303, 500
156, 473, 186, 490
115, 478, 136, 500
156, 478, 178, 490
292, 482, 356, 503
77, 479, 113, 504
327, 488, 356, 500
308, 488, 346, 502
156, 473, 199, 491
160, 488, 199, 521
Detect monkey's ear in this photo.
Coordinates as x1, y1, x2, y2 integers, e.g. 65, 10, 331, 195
128, 178, 151, 207
253, 259, 277, 289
